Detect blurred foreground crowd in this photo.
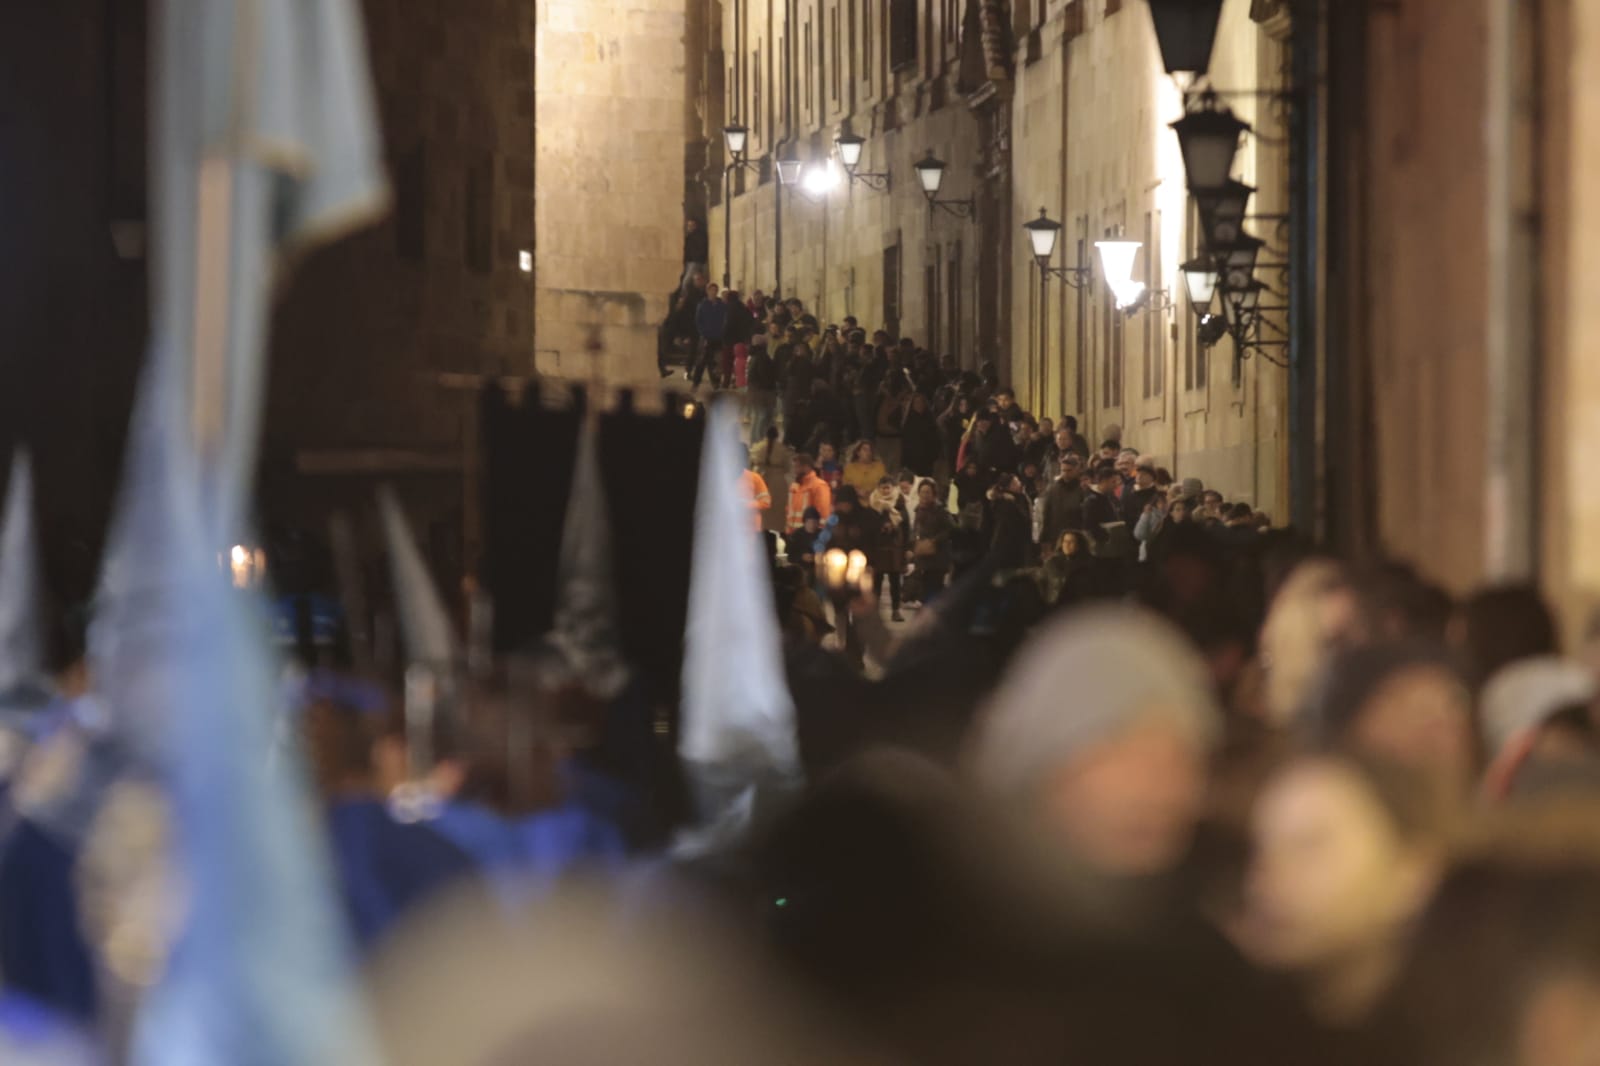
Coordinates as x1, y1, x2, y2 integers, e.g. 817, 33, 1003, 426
1, 326, 1599, 1066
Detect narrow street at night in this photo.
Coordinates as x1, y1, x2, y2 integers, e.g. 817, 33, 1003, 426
1, 1, 1599, 1064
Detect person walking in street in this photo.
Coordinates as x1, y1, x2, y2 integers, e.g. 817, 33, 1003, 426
1121, 458, 1161, 523
751, 426, 794, 534
721, 287, 755, 387
745, 334, 779, 444
909, 478, 954, 604
815, 441, 844, 491
787, 452, 833, 530
786, 506, 824, 576
1038, 453, 1086, 554
1083, 461, 1125, 549
681, 217, 708, 287
868, 477, 910, 622
739, 446, 772, 533
692, 282, 728, 387
842, 440, 888, 500
899, 392, 942, 477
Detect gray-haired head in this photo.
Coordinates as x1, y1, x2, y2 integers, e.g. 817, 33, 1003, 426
969, 605, 1221, 801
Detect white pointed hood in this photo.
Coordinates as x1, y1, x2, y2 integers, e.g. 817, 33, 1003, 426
0, 450, 47, 710
378, 487, 457, 666
543, 419, 629, 698
679, 400, 800, 793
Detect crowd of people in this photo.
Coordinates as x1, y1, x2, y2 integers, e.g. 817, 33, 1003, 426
2, 281, 1600, 1063
679, 286, 1276, 635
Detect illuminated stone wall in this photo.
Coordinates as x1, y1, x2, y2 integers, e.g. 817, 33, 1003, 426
535, 0, 689, 386
1008, 0, 1292, 518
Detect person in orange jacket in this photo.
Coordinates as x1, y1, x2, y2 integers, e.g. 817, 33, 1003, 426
739, 445, 772, 532
786, 452, 833, 530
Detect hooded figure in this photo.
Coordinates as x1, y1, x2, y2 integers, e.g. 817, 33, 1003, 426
539, 420, 630, 701
677, 400, 801, 855
0, 451, 52, 789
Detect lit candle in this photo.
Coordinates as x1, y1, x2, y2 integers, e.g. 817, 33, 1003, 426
845, 550, 868, 585
823, 549, 849, 590
229, 545, 250, 588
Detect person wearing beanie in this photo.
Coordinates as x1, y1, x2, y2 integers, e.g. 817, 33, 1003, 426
969, 606, 1221, 878
784, 505, 826, 581
1479, 656, 1600, 800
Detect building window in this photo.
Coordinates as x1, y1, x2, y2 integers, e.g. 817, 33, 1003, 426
781, 29, 791, 132
947, 242, 962, 359
1184, 200, 1207, 390
924, 261, 939, 353
805, 21, 813, 123
861, 0, 872, 87
464, 155, 493, 274
1101, 283, 1124, 408
883, 238, 902, 338
889, 0, 917, 72
1012, 0, 1030, 36
832, 9, 841, 102
395, 142, 426, 260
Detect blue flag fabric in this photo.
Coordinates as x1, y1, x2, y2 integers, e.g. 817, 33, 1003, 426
91, 364, 379, 1066
152, 0, 388, 544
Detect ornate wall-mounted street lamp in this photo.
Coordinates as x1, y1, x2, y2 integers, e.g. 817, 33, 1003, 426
1195, 180, 1256, 250
1171, 97, 1250, 195
1146, 0, 1226, 76
914, 152, 975, 219
834, 134, 890, 193
1181, 257, 1220, 312
1217, 233, 1265, 294
721, 122, 764, 288
1023, 210, 1090, 287
775, 144, 804, 188
1096, 240, 1148, 311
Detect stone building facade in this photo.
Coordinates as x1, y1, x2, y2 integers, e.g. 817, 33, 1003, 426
698, 0, 1016, 375
702, 0, 1297, 516
263, 0, 545, 571
1319, 0, 1600, 640
534, 0, 690, 385
268, 0, 691, 573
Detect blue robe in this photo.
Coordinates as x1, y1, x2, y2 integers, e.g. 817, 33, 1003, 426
428, 797, 626, 907
0, 993, 103, 1065
325, 798, 477, 950
0, 820, 97, 1021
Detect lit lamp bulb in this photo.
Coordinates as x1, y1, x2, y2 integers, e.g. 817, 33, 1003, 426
823, 549, 849, 591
